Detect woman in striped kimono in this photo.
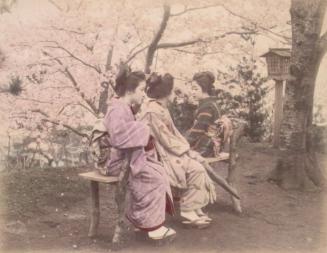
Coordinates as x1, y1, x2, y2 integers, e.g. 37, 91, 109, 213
103, 66, 175, 241
186, 71, 231, 159
138, 73, 216, 229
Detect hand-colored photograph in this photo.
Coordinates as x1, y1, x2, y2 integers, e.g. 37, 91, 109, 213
0, 1, 326, 253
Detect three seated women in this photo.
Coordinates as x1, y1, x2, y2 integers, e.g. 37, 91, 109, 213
102, 66, 228, 242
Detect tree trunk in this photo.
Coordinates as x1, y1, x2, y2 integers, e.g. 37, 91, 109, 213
270, 0, 326, 190
144, 5, 170, 74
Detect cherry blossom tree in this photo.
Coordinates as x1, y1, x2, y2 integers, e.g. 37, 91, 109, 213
0, 0, 291, 167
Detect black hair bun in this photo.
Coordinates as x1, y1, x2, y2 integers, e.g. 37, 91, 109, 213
147, 73, 161, 87
192, 71, 216, 96
114, 64, 131, 96
162, 73, 173, 85
146, 72, 174, 99
193, 71, 215, 84
116, 64, 131, 86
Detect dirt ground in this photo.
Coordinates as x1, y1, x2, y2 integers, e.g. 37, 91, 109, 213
1, 142, 327, 253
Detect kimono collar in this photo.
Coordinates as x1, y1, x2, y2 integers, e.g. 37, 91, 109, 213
130, 104, 139, 115
154, 99, 164, 106
198, 96, 217, 107
111, 97, 137, 115
139, 99, 166, 116
144, 99, 164, 108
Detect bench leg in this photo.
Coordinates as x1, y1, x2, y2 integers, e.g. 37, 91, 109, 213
112, 183, 127, 245
88, 181, 100, 237
228, 134, 242, 214
227, 158, 242, 213
228, 182, 242, 213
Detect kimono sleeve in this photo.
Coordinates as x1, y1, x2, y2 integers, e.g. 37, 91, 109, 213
104, 107, 150, 149
186, 106, 215, 145
143, 112, 190, 156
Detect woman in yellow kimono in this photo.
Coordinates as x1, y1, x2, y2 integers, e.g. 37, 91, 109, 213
137, 73, 216, 228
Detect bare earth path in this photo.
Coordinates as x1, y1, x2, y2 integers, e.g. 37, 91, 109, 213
1, 142, 327, 253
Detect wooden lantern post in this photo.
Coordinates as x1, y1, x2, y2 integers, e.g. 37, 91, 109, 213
273, 79, 284, 148
261, 48, 291, 148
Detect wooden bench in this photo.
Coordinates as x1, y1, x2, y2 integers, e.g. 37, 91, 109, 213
79, 160, 130, 247
199, 122, 245, 213
79, 123, 244, 245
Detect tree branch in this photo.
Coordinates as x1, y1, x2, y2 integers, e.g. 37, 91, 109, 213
17, 97, 54, 104
131, 22, 143, 43
171, 48, 223, 55
42, 50, 98, 115
0, 0, 17, 14
50, 25, 85, 35
124, 45, 149, 64
125, 30, 257, 63
48, 0, 64, 12
209, 30, 257, 41
170, 4, 221, 17
317, 0, 327, 33
31, 109, 90, 140
43, 41, 101, 73
105, 0, 126, 71
220, 4, 291, 43
127, 42, 143, 58
170, 3, 290, 43
77, 0, 84, 10
57, 102, 99, 117
62, 68, 99, 114
41, 118, 89, 139
31, 109, 50, 117
105, 46, 114, 71
319, 31, 327, 56
158, 30, 257, 49
157, 39, 202, 49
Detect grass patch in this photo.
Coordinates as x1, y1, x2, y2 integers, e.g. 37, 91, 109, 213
0, 167, 89, 221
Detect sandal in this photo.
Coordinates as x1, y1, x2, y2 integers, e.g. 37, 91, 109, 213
148, 227, 176, 241
197, 214, 212, 222
182, 218, 211, 229
195, 209, 213, 222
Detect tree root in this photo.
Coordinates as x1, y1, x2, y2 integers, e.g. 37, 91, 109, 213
268, 150, 325, 191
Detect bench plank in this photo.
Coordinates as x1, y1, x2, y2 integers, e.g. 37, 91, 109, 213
79, 171, 119, 183
205, 156, 229, 164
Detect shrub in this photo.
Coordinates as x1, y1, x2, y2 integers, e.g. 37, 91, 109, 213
8, 75, 23, 96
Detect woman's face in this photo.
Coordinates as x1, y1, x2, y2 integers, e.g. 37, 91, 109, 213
130, 80, 146, 105
190, 82, 205, 103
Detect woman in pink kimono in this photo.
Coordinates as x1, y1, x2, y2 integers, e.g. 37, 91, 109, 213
103, 67, 175, 241
137, 73, 216, 228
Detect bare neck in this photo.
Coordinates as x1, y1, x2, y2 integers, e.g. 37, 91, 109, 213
201, 93, 210, 99
119, 95, 132, 107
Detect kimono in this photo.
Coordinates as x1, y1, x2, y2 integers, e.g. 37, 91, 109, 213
138, 99, 216, 212
103, 98, 174, 230
186, 97, 221, 157
168, 101, 197, 134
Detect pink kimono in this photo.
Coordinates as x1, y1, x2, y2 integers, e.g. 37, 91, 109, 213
103, 98, 174, 230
